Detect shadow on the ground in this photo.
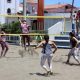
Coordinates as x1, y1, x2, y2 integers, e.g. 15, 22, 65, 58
29, 73, 47, 77
5, 56, 21, 59
29, 72, 60, 77
63, 62, 80, 66
61, 54, 68, 56
18, 49, 26, 57
18, 48, 39, 57
53, 58, 63, 63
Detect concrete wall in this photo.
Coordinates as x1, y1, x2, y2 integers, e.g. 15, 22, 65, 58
44, 13, 76, 32
0, 0, 19, 24
48, 21, 64, 40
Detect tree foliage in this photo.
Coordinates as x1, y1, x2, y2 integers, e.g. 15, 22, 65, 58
2, 21, 21, 34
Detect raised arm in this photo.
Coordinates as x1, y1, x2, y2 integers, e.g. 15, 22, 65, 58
18, 17, 22, 24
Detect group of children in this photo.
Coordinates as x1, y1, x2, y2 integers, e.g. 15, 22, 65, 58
0, 19, 80, 76
35, 33, 80, 76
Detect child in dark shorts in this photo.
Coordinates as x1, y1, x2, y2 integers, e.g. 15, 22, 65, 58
18, 17, 30, 50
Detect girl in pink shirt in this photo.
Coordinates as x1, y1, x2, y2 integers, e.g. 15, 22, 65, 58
18, 18, 30, 50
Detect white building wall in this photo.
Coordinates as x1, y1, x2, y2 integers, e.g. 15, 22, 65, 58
0, 0, 6, 24
44, 13, 76, 31
48, 21, 63, 40
5, 0, 19, 14
0, 0, 19, 24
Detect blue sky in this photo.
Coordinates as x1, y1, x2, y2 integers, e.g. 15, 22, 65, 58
20, 0, 80, 7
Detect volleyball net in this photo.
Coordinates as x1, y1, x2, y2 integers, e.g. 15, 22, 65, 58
0, 14, 72, 44
0, 14, 71, 34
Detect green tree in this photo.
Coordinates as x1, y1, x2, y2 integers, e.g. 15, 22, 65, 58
2, 21, 21, 34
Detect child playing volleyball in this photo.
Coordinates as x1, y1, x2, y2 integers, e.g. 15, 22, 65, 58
66, 32, 80, 64
0, 29, 9, 57
18, 17, 30, 50
35, 35, 57, 76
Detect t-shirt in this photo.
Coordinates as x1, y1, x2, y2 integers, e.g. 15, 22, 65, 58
70, 38, 77, 48
21, 23, 29, 34
0, 34, 6, 42
41, 43, 53, 54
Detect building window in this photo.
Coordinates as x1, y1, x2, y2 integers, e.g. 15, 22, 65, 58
7, 0, 11, 3
7, 8, 11, 14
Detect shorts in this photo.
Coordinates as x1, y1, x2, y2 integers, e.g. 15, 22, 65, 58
0, 41, 8, 48
22, 35, 30, 41
69, 47, 78, 56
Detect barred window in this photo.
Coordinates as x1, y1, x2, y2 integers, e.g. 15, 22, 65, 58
7, 0, 11, 3
7, 8, 11, 14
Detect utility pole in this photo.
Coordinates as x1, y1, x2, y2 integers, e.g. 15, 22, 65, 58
71, 0, 75, 34
37, 0, 44, 30
23, 0, 26, 20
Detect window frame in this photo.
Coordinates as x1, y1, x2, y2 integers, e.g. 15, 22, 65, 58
7, 0, 11, 3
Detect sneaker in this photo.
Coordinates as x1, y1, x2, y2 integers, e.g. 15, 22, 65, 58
46, 71, 51, 76
50, 72, 53, 75
66, 60, 69, 64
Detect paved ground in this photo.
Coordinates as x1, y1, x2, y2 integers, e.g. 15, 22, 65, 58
0, 45, 80, 80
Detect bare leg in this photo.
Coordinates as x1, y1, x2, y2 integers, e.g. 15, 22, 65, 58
3, 43, 9, 57
22, 36, 26, 50
47, 55, 53, 72
0, 44, 5, 57
1, 49, 4, 57
26, 35, 30, 51
73, 49, 80, 64
73, 55, 80, 64
47, 55, 53, 75
66, 49, 72, 63
27, 38, 30, 46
